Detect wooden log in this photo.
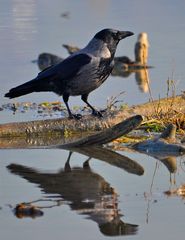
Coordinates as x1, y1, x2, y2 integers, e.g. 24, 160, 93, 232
0, 115, 143, 148
61, 115, 143, 148
1, 95, 184, 138
0, 110, 131, 138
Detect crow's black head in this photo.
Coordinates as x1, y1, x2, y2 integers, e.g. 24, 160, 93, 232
94, 28, 134, 56
95, 28, 134, 44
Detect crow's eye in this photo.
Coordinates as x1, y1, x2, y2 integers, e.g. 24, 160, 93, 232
116, 32, 119, 38
113, 32, 119, 39
111, 32, 117, 40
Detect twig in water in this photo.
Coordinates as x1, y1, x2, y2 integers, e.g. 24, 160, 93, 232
145, 161, 159, 224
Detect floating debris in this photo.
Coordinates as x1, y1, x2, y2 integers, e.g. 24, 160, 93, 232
164, 184, 185, 199
13, 202, 44, 219
60, 11, 70, 19
1, 101, 67, 117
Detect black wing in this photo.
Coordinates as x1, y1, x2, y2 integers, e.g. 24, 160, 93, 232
5, 53, 92, 98
37, 53, 92, 81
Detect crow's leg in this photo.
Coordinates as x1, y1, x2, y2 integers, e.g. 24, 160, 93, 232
64, 151, 72, 172
81, 94, 103, 117
83, 157, 91, 170
63, 94, 82, 119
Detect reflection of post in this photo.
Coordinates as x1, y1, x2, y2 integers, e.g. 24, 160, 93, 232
135, 69, 149, 93
135, 32, 149, 65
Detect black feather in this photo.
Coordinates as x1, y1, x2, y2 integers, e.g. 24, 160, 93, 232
5, 53, 91, 98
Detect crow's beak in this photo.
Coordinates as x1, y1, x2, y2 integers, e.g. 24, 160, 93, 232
118, 31, 134, 40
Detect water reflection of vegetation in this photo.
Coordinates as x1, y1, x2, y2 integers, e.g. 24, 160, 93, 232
7, 151, 138, 236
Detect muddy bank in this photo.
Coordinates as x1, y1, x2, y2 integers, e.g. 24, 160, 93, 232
131, 95, 185, 118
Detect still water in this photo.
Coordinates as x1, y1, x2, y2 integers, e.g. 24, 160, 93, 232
0, 0, 185, 239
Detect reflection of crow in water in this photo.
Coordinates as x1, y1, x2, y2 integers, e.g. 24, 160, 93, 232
7, 152, 138, 236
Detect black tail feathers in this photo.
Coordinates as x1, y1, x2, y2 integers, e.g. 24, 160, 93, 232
5, 79, 41, 99
5, 86, 32, 99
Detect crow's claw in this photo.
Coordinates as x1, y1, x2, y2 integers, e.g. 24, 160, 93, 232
92, 110, 103, 118
68, 114, 82, 120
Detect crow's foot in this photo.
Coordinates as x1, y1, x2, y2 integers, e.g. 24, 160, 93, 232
92, 110, 103, 118
68, 114, 82, 120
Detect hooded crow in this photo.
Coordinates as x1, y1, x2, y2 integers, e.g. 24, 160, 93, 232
5, 28, 134, 119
